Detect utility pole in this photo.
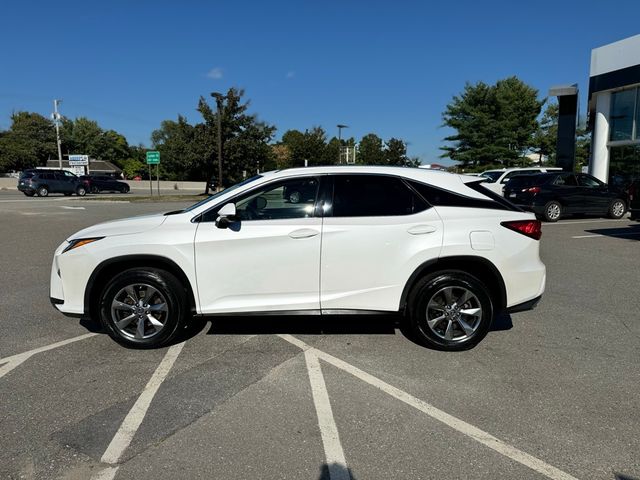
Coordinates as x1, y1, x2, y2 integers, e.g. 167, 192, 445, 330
337, 124, 348, 164
211, 92, 225, 191
52, 100, 63, 169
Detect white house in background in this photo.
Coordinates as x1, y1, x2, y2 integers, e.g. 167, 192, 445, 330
589, 34, 640, 187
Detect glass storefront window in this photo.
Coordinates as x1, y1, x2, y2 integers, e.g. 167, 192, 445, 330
609, 145, 640, 189
609, 88, 637, 141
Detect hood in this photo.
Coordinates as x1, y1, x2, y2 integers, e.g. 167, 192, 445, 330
68, 213, 168, 240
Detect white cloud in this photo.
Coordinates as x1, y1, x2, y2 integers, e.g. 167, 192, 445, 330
286, 71, 295, 79
207, 67, 224, 80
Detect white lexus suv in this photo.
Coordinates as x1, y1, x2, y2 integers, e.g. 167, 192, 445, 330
50, 166, 546, 351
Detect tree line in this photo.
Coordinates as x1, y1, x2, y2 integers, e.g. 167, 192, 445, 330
441, 76, 589, 171
0, 77, 587, 181
0, 88, 418, 185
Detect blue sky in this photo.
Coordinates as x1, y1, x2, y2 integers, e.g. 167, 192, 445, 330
1, 0, 639, 165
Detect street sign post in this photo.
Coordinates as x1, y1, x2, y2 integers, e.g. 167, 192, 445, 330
146, 151, 160, 196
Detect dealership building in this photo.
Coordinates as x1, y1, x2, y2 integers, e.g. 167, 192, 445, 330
589, 34, 640, 187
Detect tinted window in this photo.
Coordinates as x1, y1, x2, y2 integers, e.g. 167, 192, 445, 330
409, 179, 509, 211
21, 172, 34, 179
504, 175, 552, 189
39, 172, 54, 180
553, 174, 577, 186
202, 177, 319, 222
577, 175, 603, 188
332, 175, 427, 217
479, 171, 502, 183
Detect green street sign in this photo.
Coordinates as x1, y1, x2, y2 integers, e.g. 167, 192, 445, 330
146, 151, 160, 164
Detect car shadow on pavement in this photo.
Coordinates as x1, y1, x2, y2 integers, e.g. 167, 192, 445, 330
584, 223, 640, 241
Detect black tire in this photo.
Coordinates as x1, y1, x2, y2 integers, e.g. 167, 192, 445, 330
76, 186, 87, 197
407, 271, 493, 351
37, 186, 49, 197
543, 200, 562, 222
607, 198, 626, 219
120, 185, 130, 193
91, 186, 100, 194
23, 191, 35, 197
99, 268, 187, 349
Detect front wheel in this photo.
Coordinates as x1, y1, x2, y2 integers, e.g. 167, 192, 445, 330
76, 186, 87, 197
37, 186, 49, 197
543, 201, 562, 222
608, 199, 626, 219
407, 271, 493, 351
99, 268, 187, 349
121, 185, 130, 193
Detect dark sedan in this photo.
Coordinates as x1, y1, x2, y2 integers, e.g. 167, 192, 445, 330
503, 172, 627, 222
81, 175, 130, 194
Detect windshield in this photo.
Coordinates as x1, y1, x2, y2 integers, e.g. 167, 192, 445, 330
182, 175, 263, 213
479, 171, 502, 183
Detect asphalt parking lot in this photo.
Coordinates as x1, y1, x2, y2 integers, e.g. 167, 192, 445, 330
1, 191, 639, 480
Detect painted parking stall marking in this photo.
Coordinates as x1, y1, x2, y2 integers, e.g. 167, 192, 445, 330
0, 333, 98, 379
279, 334, 579, 480
92, 342, 186, 480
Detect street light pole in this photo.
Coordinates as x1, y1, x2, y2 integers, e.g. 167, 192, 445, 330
211, 92, 225, 191
53, 100, 63, 169
337, 124, 348, 164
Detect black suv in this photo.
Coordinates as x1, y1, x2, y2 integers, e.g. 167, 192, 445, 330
17, 170, 87, 197
503, 172, 627, 222
81, 175, 130, 193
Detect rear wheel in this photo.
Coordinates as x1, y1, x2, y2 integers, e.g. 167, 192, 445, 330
608, 199, 626, 219
99, 268, 187, 349
407, 271, 493, 351
76, 186, 87, 196
543, 201, 562, 222
37, 186, 49, 197
120, 184, 130, 193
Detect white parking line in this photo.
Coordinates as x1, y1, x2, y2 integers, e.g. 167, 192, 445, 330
91, 342, 185, 480
572, 232, 640, 239
545, 219, 627, 226
305, 350, 350, 480
0, 333, 98, 379
278, 334, 579, 480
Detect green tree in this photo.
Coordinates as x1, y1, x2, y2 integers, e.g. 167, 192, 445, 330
357, 133, 385, 165
384, 138, 420, 166
532, 101, 559, 164
197, 88, 276, 190
151, 115, 203, 180
441, 76, 543, 167
281, 127, 328, 166
0, 112, 57, 171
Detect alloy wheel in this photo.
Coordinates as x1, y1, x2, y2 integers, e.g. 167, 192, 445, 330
425, 286, 483, 342
110, 284, 169, 340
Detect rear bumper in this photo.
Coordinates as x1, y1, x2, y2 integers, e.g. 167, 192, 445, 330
506, 294, 542, 314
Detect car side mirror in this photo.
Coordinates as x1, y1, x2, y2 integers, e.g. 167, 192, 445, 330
215, 203, 237, 229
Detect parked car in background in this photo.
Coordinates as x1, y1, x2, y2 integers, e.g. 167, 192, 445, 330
50, 166, 546, 351
628, 180, 640, 220
17, 169, 87, 197
81, 175, 130, 193
503, 172, 627, 222
479, 167, 563, 196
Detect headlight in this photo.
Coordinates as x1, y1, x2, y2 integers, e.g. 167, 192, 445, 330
62, 237, 104, 253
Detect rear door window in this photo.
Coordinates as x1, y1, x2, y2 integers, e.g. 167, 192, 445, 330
331, 175, 427, 217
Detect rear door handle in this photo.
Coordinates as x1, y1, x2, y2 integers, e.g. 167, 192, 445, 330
289, 228, 320, 239
407, 225, 437, 235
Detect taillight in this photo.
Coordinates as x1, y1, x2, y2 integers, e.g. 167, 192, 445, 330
501, 220, 542, 240
523, 186, 540, 194
83, 180, 90, 186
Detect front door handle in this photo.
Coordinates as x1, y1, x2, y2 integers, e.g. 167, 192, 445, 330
289, 228, 320, 239
407, 225, 437, 235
